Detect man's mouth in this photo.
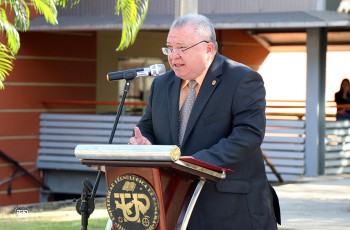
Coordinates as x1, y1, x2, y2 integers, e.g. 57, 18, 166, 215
173, 63, 184, 68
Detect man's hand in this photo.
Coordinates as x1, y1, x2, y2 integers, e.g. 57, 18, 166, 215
129, 127, 151, 145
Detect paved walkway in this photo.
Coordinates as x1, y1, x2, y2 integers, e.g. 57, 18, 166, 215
275, 174, 350, 230
1, 174, 349, 230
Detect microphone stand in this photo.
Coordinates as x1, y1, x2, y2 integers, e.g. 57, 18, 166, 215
75, 80, 132, 230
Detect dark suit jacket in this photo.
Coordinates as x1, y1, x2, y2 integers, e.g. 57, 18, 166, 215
137, 53, 280, 229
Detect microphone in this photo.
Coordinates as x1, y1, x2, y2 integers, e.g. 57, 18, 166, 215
107, 64, 166, 81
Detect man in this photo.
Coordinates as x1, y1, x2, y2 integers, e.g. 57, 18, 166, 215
129, 13, 280, 229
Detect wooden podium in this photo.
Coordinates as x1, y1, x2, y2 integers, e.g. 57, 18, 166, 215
75, 144, 228, 230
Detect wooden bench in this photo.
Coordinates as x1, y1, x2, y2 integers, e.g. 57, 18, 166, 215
262, 119, 306, 182
36, 114, 307, 199
36, 113, 140, 199
325, 120, 350, 174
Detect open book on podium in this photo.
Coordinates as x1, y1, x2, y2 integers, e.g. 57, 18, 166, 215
75, 144, 233, 230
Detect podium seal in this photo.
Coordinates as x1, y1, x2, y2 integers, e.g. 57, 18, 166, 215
106, 174, 160, 230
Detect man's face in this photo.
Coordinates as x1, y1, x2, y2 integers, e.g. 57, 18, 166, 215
166, 24, 214, 80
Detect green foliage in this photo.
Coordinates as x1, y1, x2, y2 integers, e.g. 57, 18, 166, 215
0, 7, 20, 52
31, 0, 59, 26
0, 0, 148, 89
0, 7, 17, 89
0, 44, 15, 89
55, 0, 80, 8
115, 0, 149, 51
0, 0, 62, 88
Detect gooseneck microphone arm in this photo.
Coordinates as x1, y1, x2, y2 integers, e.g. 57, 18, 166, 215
76, 80, 132, 230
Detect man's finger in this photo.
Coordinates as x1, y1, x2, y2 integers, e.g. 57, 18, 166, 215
134, 127, 142, 138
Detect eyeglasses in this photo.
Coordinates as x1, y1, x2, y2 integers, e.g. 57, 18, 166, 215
162, 40, 209, 56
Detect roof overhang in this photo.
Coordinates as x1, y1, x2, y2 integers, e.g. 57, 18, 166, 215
28, 11, 350, 51
29, 11, 350, 31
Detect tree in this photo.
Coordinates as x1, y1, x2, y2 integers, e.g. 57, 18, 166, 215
0, 0, 148, 89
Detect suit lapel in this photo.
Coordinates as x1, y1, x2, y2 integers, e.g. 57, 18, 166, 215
182, 54, 225, 146
167, 73, 182, 145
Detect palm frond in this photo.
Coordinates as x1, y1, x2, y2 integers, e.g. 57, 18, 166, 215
0, 43, 15, 89
9, 0, 31, 31
31, 0, 58, 25
115, 0, 148, 51
55, 0, 80, 8
0, 8, 20, 54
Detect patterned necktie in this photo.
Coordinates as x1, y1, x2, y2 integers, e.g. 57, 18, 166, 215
179, 80, 198, 146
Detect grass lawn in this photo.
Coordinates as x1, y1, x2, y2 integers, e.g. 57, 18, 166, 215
0, 202, 109, 230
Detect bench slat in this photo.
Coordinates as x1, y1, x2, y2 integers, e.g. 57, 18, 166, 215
265, 128, 305, 134
40, 138, 130, 148
40, 128, 132, 136
40, 129, 132, 139
263, 136, 305, 143
38, 148, 73, 155
326, 129, 350, 135
40, 121, 136, 129
325, 167, 350, 174
265, 166, 304, 174
266, 159, 304, 167
40, 113, 140, 122
263, 150, 304, 159
326, 120, 350, 128
36, 159, 94, 172
326, 151, 350, 159
266, 120, 305, 128
267, 173, 301, 182
325, 159, 350, 167
261, 143, 305, 151
325, 144, 350, 152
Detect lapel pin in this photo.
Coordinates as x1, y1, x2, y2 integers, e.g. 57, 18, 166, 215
212, 80, 217, 86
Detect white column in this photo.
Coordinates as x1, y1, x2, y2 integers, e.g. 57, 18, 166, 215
305, 28, 327, 176
316, 0, 326, 10
175, 0, 198, 18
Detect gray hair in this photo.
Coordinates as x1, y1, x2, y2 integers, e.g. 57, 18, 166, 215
170, 14, 218, 51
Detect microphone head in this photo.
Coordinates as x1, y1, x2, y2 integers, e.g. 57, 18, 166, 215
150, 64, 166, 76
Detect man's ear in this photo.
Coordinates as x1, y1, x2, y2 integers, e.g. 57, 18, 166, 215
206, 42, 215, 53
206, 42, 215, 60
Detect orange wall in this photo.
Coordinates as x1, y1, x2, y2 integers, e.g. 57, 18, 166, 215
218, 30, 269, 70
0, 31, 97, 206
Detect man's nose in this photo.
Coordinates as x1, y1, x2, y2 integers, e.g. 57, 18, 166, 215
169, 50, 181, 58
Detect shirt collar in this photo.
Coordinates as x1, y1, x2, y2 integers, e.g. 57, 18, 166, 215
180, 73, 206, 90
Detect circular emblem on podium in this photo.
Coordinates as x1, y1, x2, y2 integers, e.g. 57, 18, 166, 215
106, 174, 160, 230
